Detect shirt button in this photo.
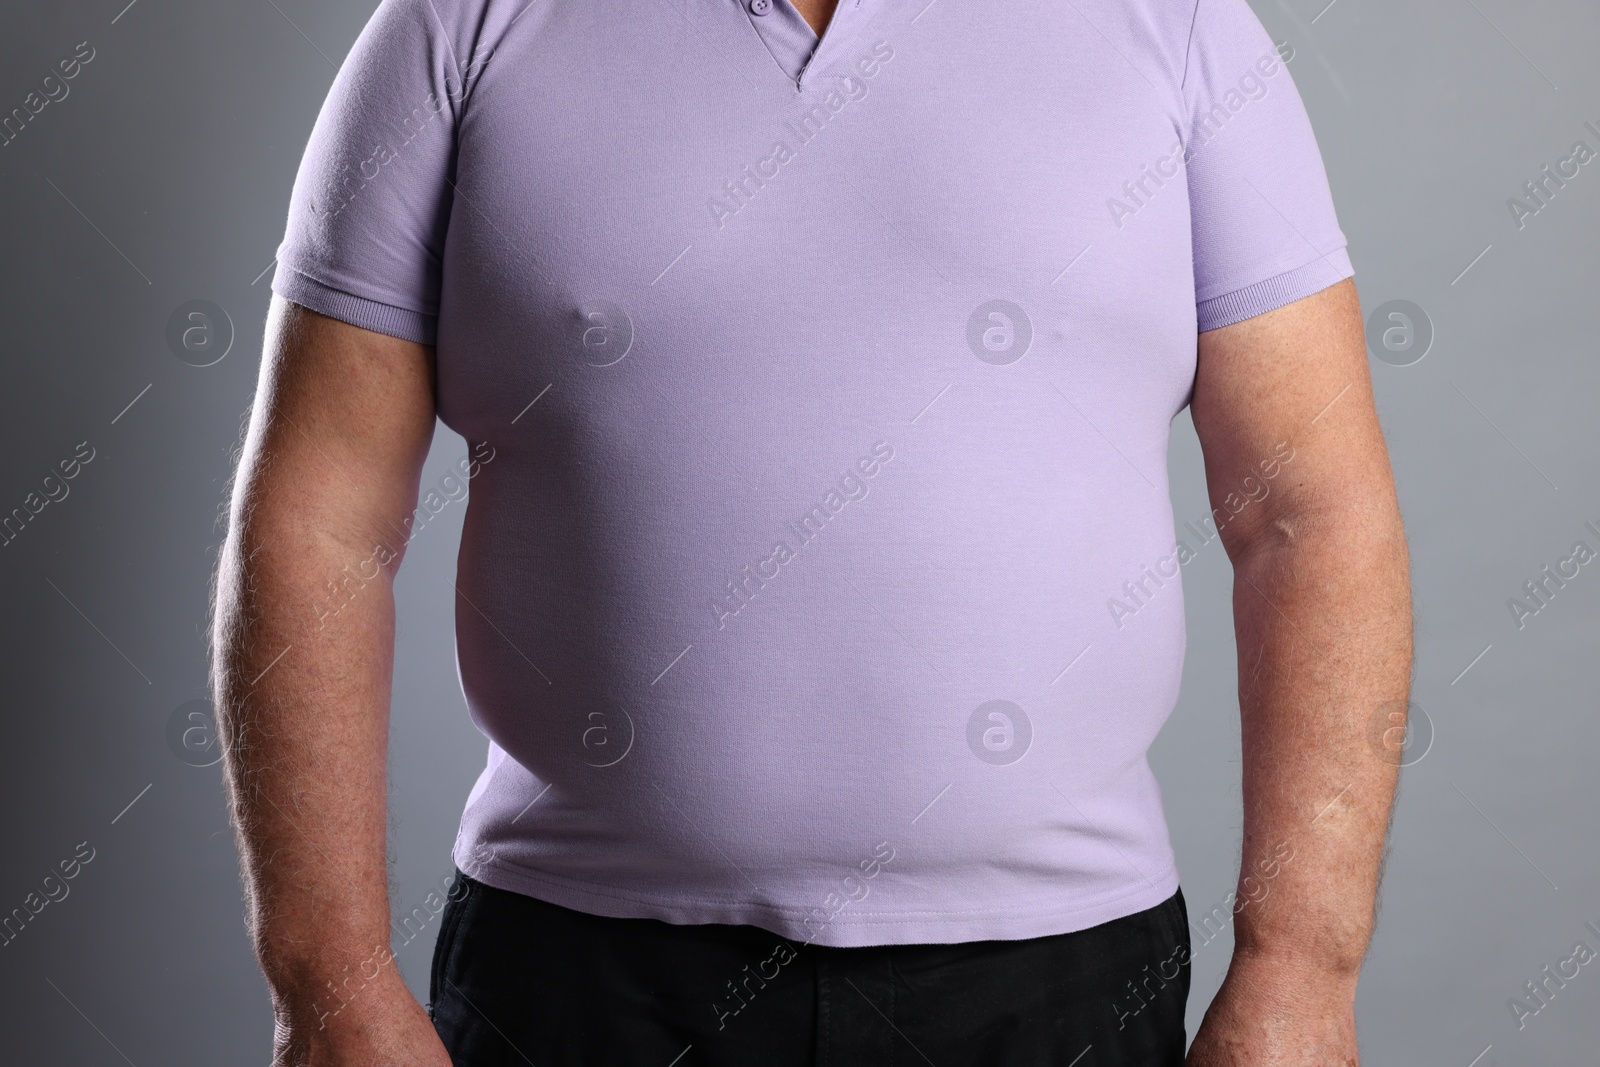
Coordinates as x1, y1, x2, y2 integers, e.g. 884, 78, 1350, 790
750, 0, 771, 14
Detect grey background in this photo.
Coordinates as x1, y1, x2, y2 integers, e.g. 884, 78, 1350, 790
1, 0, 1595, 1062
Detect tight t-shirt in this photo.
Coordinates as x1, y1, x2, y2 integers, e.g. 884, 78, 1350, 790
272, 0, 1353, 947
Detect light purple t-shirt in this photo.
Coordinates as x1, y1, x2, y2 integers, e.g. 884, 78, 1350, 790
273, 0, 1352, 947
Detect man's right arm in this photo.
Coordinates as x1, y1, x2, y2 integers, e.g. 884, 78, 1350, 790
211, 295, 452, 1066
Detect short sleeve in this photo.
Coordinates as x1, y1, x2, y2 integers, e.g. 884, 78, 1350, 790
271, 0, 474, 345
1180, 0, 1353, 332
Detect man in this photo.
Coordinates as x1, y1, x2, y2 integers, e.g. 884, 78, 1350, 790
212, 0, 1411, 1062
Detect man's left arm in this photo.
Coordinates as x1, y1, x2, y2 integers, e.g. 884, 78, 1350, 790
1183, 277, 1412, 1066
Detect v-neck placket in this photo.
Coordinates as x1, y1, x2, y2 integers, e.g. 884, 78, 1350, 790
739, 0, 879, 91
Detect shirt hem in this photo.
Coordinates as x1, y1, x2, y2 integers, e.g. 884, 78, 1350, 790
454, 847, 1182, 948
270, 262, 438, 346
1196, 246, 1354, 332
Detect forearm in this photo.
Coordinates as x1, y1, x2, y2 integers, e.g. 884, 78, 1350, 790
1225, 501, 1411, 982
213, 465, 404, 1019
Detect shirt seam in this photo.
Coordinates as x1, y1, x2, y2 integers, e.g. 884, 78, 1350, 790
1195, 242, 1351, 306
420, 0, 466, 96
1197, 251, 1353, 331
1177, 0, 1204, 97
464, 850, 1179, 925
276, 261, 439, 322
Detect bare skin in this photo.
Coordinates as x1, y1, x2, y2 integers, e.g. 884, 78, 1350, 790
213, 296, 449, 1067
1184, 277, 1411, 1065
792, 0, 841, 37
215, 273, 1404, 1065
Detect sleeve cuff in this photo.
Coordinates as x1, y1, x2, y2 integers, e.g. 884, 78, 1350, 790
270, 263, 438, 346
1196, 247, 1354, 332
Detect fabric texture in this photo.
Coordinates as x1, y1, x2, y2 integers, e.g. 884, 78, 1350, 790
272, 0, 1353, 947
427, 869, 1192, 1065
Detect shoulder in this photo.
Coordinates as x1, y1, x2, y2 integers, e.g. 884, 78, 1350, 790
1037, 0, 1210, 101
365, 0, 535, 71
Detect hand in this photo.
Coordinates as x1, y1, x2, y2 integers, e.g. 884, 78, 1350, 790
269, 968, 453, 1067
1185, 952, 1360, 1066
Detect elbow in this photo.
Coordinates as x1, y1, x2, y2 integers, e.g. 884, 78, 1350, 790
1226, 494, 1408, 570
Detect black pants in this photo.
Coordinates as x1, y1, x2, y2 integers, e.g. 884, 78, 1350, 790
429, 870, 1190, 1066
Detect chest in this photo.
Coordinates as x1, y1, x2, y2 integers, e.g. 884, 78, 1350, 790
433, 1, 1200, 427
